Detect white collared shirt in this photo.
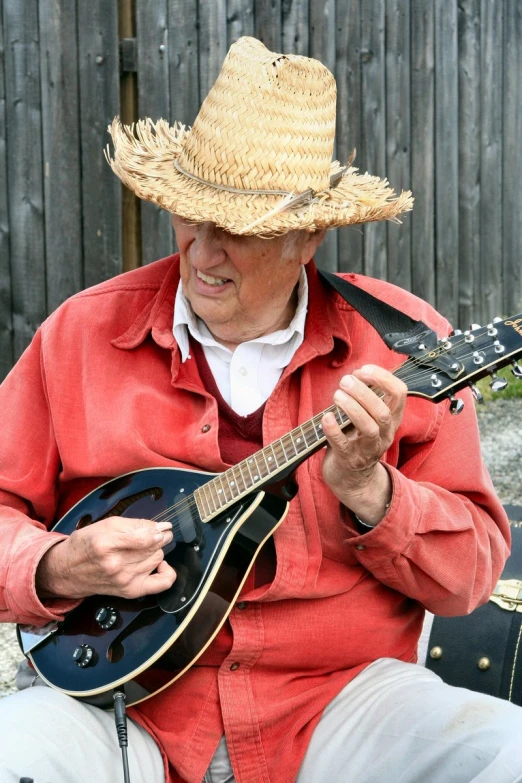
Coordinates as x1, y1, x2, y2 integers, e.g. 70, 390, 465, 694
173, 268, 308, 415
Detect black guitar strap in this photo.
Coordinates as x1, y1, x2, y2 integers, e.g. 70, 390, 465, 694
318, 269, 439, 356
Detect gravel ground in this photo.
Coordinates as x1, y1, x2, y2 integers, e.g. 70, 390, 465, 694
0, 397, 521, 697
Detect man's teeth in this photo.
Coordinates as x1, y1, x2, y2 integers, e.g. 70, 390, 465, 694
197, 270, 229, 286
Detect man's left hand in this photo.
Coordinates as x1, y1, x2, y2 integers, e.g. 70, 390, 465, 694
321, 365, 407, 526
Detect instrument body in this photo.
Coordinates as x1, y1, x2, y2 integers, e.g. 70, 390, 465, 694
19, 467, 290, 707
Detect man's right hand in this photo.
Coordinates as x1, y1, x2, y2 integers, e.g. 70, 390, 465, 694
35, 517, 176, 600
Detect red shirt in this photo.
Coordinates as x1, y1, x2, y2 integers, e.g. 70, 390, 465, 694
0, 257, 510, 783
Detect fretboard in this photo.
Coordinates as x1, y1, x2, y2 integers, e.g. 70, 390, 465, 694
194, 404, 351, 522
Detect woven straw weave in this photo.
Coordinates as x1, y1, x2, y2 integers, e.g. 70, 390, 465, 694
106, 37, 413, 236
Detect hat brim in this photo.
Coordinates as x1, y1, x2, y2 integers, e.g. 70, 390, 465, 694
106, 118, 413, 236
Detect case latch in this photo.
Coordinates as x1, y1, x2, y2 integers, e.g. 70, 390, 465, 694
489, 579, 522, 612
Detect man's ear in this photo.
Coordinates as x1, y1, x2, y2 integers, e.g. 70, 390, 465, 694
300, 229, 327, 265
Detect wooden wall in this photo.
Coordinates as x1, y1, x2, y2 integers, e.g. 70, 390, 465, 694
1, 0, 521, 380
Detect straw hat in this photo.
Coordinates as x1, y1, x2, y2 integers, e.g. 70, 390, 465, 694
106, 36, 413, 236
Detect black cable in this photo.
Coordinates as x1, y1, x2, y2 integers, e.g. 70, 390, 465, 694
113, 689, 131, 783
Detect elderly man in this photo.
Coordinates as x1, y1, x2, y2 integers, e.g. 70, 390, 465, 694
0, 36, 520, 783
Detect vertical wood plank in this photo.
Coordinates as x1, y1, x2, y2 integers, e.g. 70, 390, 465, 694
480, 0, 503, 321
336, 0, 363, 274
3, 0, 46, 360
434, 0, 459, 325
254, 0, 282, 51
77, 1, 121, 288
503, 0, 522, 316
39, 0, 83, 313
385, 0, 412, 293
169, 0, 200, 126
0, 0, 13, 378
137, 0, 174, 264
310, 0, 338, 272
119, 0, 141, 272
227, 0, 255, 44
199, 0, 228, 99
281, 0, 309, 54
457, 0, 481, 329
410, 0, 435, 307
360, 0, 387, 280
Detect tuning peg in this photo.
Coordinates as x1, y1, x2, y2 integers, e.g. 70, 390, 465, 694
469, 323, 481, 331
492, 316, 503, 323
487, 323, 498, 337
451, 329, 463, 336
489, 373, 508, 392
471, 385, 484, 404
512, 362, 522, 379
449, 396, 465, 415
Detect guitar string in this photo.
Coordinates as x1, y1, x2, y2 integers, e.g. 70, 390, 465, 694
138, 334, 516, 531
147, 335, 516, 530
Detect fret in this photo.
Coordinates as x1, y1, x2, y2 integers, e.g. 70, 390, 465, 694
224, 467, 240, 498
268, 443, 279, 468
301, 422, 316, 448
201, 483, 215, 516
290, 427, 307, 454
279, 437, 289, 462
205, 482, 218, 514
284, 433, 298, 459
260, 447, 272, 476
234, 463, 248, 494
195, 487, 209, 520
253, 452, 266, 481
216, 474, 229, 506
237, 461, 251, 492
311, 416, 322, 441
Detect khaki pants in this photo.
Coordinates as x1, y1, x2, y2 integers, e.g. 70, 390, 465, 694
2, 659, 522, 783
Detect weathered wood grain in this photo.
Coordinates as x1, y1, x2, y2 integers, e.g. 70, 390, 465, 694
385, 0, 412, 293
168, 0, 200, 126
3, 0, 46, 361
39, 0, 83, 313
119, 0, 141, 273
336, 0, 363, 274
254, 0, 282, 51
310, 0, 338, 272
411, 0, 436, 307
77, 0, 121, 288
137, 0, 174, 264
434, 0, 459, 325
281, 0, 309, 54
480, 0, 503, 320
0, 2, 13, 380
457, 0, 481, 328
503, 0, 522, 316
360, 0, 387, 281
199, 0, 228, 99
227, 0, 255, 43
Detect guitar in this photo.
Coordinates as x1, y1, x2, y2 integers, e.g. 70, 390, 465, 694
17, 315, 522, 708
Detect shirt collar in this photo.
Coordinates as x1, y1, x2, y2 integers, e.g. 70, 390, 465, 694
173, 266, 309, 361
111, 256, 353, 370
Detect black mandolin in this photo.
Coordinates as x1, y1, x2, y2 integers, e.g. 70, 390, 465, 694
17, 315, 522, 707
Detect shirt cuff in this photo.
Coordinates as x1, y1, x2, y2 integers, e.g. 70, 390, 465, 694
6, 530, 81, 625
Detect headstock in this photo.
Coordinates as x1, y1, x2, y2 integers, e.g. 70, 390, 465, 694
399, 314, 522, 412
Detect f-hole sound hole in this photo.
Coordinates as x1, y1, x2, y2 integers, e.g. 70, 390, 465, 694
103, 487, 164, 519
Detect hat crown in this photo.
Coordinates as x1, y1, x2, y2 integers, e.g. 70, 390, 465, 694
178, 37, 336, 194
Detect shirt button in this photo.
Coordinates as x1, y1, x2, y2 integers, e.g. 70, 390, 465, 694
201, 424, 211, 433
238, 366, 248, 376
236, 601, 247, 610
230, 662, 240, 671
355, 544, 366, 551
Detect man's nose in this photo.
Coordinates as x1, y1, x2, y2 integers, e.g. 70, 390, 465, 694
191, 223, 227, 267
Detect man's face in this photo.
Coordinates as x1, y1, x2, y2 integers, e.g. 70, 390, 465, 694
172, 215, 323, 349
